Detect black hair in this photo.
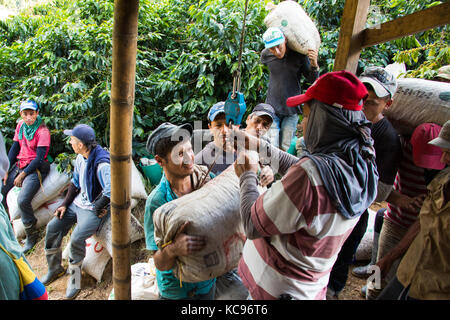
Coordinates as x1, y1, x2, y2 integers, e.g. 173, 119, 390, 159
83, 140, 98, 153
154, 136, 182, 159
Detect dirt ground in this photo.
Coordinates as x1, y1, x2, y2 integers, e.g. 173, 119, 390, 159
23, 200, 383, 301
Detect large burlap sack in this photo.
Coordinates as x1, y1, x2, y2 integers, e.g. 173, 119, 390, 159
6, 163, 71, 220
13, 197, 64, 239
264, 1, 321, 54
153, 165, 248, 283
63, 236, 111, 283
94, 213, 145, 257
384, 78, 450, 135
355, 209, 377, 261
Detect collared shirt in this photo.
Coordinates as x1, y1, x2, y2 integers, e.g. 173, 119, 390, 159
144, 167, 216, 300
397, 167, 450, 300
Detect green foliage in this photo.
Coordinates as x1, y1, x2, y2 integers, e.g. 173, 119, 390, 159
0, 0, 448, 163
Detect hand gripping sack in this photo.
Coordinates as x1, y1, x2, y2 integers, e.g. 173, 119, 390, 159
264, 1, 321, 54
153, 166, 247, 283
384, 78, 450, 135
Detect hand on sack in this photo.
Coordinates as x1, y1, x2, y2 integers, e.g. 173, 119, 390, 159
234, 150, 258, 178
307, 49, 319, 68
171, 221, 206, 256
259, 165, 274, 187
231, 127, 260, 152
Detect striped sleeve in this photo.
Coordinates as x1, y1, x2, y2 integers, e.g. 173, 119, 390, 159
251, 158, 334, 237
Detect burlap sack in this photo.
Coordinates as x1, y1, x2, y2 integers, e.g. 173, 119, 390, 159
264, 1, 321, 54
385, 78, 450, 135
153, 166, 247, 283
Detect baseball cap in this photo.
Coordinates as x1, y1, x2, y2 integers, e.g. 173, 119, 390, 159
251, 103, 275, 122
64, 124, 96, 144
411, 123, 445, 170
286, 71, 368, 111
359, 66, 398, 98
429, 120, 450, 149
19, 100, 39, 112
262, 27, 285, 49
208, 101, 225, 122
146, 122, 193, 156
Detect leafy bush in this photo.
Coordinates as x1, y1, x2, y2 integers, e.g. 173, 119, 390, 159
0, 0, 447, 164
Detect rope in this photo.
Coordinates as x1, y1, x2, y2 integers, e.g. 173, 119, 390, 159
232, 0, 249, 98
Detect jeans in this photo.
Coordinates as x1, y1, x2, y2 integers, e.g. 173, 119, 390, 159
45, 202, 109, 264
266, 114, 299, 151
1, 163, 48, 227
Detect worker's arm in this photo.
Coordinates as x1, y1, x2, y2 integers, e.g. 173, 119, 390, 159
13, 146, 47, 187
376, 220, 420, 277
153, 221, 206, 271
386, 189, 425, 211
233, 128, 299, 176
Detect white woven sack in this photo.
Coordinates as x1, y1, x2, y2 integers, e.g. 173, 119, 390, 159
108, 259, 159, 300
385, 78, 450, 134
13, 197, 64, 239
264, 1, 321, 54
153, 165, 248, 283
94, 213, 145, 257
63, 236, 111, 283
131, 160, 148, 200
6, 163, 71, 220
355, 209, 377, 261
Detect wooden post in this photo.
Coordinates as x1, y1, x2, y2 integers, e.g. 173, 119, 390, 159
334, 0, 371, 73
110, 0, 139, 300
361, 2, 450, 48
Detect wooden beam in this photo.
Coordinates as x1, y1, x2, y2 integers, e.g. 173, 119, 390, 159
361, 2, 450, 48
110, 0, 139, 300
334, 0, 371, 73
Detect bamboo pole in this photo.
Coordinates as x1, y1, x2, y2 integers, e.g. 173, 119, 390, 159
110, 0, 139, 300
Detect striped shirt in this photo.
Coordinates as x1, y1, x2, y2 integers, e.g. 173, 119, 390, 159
385, 138, 427, 229
238, 157, 359, 300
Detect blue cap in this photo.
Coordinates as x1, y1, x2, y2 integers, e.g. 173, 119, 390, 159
64, 124, 96, 144
208, 101, 225, 122
262, 27, 285, 49
19, 100, 39, 112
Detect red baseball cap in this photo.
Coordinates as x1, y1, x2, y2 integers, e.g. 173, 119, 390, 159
286, 71, 368, 111
411, 123, 445, 170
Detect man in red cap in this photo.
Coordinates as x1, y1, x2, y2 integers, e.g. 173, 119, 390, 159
378, 120, 449, 300
233, 71, 378, 299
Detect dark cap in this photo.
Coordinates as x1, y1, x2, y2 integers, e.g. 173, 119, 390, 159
146, 122, 193, 156
251, 103, 275, 122
64, 124, 96, 144
359, 66, 398, 98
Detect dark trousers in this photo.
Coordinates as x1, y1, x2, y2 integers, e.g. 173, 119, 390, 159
328, 208, 386, 294
328, 210, 369, 294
